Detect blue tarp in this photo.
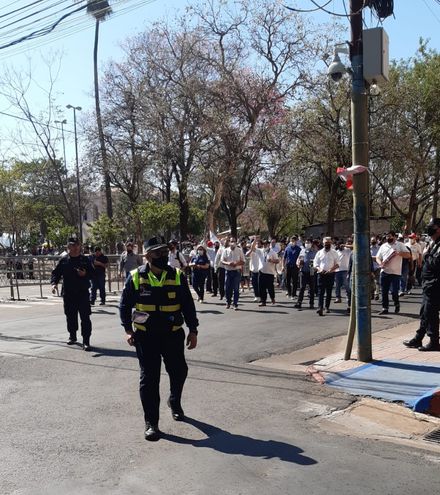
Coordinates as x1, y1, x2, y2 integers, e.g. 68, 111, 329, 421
326, 359, 440, 412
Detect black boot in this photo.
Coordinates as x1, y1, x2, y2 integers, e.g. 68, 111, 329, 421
403, 336, 423, 348
167, 398, 185, 421
82, 337, 91, 352
144, 422, 161, 441
418, 340, 440, 352
67, 333, 77, 345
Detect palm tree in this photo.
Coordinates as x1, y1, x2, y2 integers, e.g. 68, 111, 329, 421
84, 1, 113, 220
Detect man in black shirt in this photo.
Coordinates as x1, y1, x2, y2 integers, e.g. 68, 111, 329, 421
89, 246, 109, 305
51, 237, 95, 351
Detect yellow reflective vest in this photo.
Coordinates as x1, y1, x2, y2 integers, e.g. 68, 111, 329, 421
130, 267, 184, 332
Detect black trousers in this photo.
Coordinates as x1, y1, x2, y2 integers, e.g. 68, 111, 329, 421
90, 274, 106, 303
134, 327, 188, 426
297, 271, 315, 306
285, 264, 299, 297
259, 272, 275, 303
63, 292, 92, 340
210, 268, 218, 295
251, 271, 260, 298
317, 273, 335, 310
217, 267, 226, 298
416, 289, 440, 342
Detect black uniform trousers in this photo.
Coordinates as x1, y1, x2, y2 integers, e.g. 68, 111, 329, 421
63, 291, 92, 340
416, 288, 440, 342
134, 327, 188, 426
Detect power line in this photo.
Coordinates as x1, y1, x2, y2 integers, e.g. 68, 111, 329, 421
0, 0, 156, 52
0, 109, 75, 133
0, 0, 156, 61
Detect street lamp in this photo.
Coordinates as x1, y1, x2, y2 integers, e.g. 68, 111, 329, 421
66, 105, 82, 243
54, 118, 67, 170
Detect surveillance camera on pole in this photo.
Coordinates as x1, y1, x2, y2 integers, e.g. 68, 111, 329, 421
327, 45, 349, 82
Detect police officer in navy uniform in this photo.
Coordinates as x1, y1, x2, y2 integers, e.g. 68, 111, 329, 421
119, 237, 199, 441
403, 218, 440, 352
51, 237, 95, 351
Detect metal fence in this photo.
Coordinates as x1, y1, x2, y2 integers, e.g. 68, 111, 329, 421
0, 255, 124, 300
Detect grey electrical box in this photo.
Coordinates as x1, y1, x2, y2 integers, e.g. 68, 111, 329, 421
363, 27, 389, 85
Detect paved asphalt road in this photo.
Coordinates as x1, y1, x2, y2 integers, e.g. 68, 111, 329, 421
1, 287, 437, 495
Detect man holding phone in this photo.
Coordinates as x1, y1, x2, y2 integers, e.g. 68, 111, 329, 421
51, 237, 95, 351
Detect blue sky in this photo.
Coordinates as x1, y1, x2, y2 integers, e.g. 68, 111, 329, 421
0, 0, 439, 165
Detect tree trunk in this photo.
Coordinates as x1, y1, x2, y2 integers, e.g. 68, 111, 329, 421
326, 180, 339, 237
432, 147, 440, 218
228, 206, 238, 238
94, 19, 113, 223
179, 182, 189, 241
206, 173, 226, 234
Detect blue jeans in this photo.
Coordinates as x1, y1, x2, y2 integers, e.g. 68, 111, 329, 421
400, 263, 409, 293
335, 271, 349, 299
380, 272, 400, 310
225, 270, 241, 306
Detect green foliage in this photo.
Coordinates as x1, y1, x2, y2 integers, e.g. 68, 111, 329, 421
88, 213, 123, 252
188, 206, 205, 237
136, 201, 180, 238
46, 208, 75, 250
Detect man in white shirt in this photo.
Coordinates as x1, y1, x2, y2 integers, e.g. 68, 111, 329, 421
334, 240, 352, 303
313, 237, 339, 316
168, 240, 187, 270
376, 231, 411, 315
221, 237, 245, 309
248, 236, 263, 301
405, 233, 422, 294
250, 238, 279, 306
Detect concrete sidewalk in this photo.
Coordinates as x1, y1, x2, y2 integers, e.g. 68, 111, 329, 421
255, 318, 440, 418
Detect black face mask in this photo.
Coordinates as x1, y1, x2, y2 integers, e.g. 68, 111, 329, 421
324, 245, 331, 251
427, 226, 438, 236
151, 255, 169, 270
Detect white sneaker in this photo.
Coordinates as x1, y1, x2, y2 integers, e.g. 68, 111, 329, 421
253, 297, 258, 302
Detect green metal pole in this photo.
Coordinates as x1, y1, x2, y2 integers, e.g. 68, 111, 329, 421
350, 0, 372, 362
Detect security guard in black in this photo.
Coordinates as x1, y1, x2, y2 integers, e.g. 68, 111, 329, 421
51, 238, 94, 350
119, 238, 199, 441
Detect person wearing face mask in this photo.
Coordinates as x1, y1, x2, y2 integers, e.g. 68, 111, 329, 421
376, 231, 411, 315
313, 237, 339, 316
189, 245, 210, 303
370, 236, 381, 300
214, 238, 228, 301
404, 233, 422, 295
294, 239, 318, 310
119, 241, 143, 279
283, 235, 302, 300
249, 238, 279, 306
119, 237, 199, 441
403, 218, 440, 351
221, 236, 245, 309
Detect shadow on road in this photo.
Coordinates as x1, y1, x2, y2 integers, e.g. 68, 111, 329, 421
91, 347, 137, 358
162, 417, 317, 465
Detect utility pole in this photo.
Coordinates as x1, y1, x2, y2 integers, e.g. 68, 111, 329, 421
66, 105, 83, 244
350, 0, 372, 361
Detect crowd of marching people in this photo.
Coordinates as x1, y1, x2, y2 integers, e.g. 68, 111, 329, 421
167, 230, 431, 317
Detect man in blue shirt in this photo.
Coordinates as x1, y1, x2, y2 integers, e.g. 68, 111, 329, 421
283, 236, 302, 299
